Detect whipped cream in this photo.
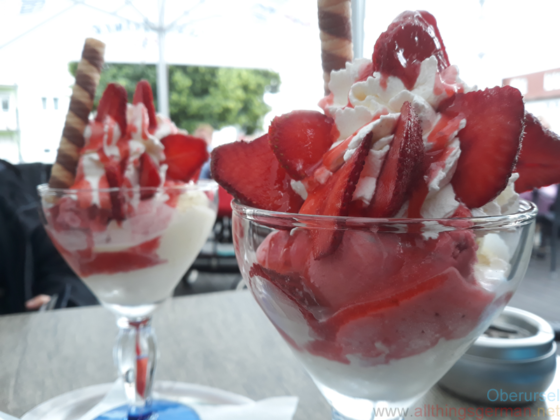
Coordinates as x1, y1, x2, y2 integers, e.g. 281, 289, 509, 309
321, 54, 520, 227
326, 56, 468, 140
352, 135, 393, 205
472, 173, 521, 217
319, 56, 470, 218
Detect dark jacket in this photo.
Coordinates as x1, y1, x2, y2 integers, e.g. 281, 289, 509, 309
0, 161, 97, 314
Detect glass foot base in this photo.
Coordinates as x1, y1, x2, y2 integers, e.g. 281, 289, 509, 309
94, 400, 199, 420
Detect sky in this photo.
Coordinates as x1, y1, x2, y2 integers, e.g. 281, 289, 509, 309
1, 0, 560, 150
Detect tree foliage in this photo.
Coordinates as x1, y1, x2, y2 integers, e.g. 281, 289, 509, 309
69, 63, 280, 134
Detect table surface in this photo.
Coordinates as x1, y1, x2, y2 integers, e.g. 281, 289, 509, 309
0, 291, 558, 420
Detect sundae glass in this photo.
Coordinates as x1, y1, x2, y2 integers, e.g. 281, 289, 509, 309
232, 201, 536, 420
39, 59, 217, 420
39, 183, 217, 419
210, 9, 560, 420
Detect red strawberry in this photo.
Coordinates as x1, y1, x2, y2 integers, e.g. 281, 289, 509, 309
96, 83, 128, 135
211, 134, 303, 213
372, 11, 449, 90
367, 101, 424, 218
269, 111, 338, 180
515, 112, 560, 193
104, 162, 125, 221
438, 86, 524, 208
160, 134, 209, 182
138, 153, 161, 200
300, 132, 373, 259
133, 80, 157, 132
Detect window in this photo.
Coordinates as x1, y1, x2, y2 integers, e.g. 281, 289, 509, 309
544, 71, 560, 92
1, 98, 8, 112
53, 97, 58, 110
41, 97, 47, 110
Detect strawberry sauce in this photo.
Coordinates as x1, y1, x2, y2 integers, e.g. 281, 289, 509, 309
46, 190, 182, 278
53, 235, 165, 278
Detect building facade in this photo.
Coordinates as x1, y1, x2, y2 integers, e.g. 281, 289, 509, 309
504, 68, 560, 133
0, 85, 21, 163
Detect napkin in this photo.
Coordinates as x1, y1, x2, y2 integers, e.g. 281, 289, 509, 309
79, 380, 298, 420
0, 411, 20, 420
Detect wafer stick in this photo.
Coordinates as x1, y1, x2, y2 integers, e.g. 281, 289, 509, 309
49, 38, 105, 189
318, 0, 353, 95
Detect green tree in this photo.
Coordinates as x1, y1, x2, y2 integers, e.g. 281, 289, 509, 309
69, 63, 280, 134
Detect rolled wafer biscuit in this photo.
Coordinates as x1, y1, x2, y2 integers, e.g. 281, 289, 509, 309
49, 38, 105, 189
318, 0, 353, 95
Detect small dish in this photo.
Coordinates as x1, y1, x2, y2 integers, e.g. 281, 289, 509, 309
439, 306, 557, 406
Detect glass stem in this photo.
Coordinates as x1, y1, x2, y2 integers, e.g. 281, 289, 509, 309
114, 316, 157, 418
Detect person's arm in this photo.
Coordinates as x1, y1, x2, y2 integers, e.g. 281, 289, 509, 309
0, 161, 97, 311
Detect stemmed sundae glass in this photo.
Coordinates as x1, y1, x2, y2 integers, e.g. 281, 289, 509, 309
232, 200, 536, 420
38, 181, 218, 420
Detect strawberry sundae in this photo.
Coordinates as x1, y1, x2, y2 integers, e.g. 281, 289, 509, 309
212, 10, 555, 411
40, 81, 217, 310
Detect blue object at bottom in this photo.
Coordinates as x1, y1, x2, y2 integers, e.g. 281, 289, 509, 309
94, 400, 200, 420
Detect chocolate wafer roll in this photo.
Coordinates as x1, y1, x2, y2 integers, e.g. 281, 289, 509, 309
318, 0, 353, 95
49, 38, 105, 189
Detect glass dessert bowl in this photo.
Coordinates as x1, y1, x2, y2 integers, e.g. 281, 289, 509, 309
38, 181, 218, 419
232, 200, 536, 420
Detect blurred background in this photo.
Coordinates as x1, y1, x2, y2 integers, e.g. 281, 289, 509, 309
0, 0, 559, 324
3, 0, 560, 163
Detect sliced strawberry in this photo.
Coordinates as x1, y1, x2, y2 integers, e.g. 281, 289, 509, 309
515, 112, 560, 193
300, 132, 373, 259
96, 83, 128, 135
269, 111, 338, 180
160, 134, 209, 182
372, 10, 449, 90
138, 153, 161, 200
322, 136, 353, 173
367, 101, 424, 218
105, 162, 125, 221
211, 134, 303, 213
438, 86, 524, 208
133, 80, 157, 132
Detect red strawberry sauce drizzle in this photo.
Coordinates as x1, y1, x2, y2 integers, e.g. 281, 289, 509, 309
408, 115, 466, 218
55, 236, 165, 278
372, 11, 450, 91
47, 183, 184, 277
